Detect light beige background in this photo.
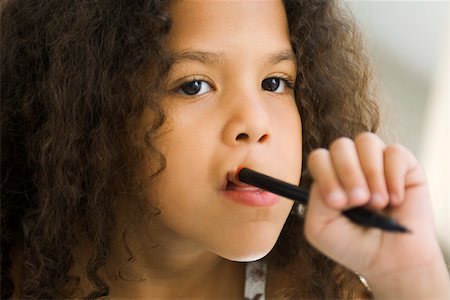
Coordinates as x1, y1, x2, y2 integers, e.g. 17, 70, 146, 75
346, 0, 449, 259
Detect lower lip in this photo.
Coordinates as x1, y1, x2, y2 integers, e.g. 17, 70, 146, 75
221, 189, 279, 207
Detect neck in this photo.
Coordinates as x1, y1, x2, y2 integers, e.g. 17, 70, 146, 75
98, 211, 245, 299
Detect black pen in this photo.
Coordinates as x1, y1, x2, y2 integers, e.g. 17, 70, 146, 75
238, 167, 410, 233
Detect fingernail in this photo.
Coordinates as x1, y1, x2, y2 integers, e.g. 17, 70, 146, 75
389, 193, 399, 204
327, 190, 347, 206
371, 193, 384, 205
350, 187, 369, 201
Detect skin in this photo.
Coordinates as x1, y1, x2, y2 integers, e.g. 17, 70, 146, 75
306, 132, 450, 299
107, 1, 301, 298
145, 0, 301, 263
105, 1, 450, 299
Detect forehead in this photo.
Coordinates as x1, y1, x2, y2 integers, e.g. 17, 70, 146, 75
167, 0, 291, 52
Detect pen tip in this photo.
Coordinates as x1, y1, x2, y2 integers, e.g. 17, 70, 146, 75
395, 224, 412, 234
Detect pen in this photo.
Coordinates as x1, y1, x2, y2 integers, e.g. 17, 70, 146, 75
238, 167, 410, 233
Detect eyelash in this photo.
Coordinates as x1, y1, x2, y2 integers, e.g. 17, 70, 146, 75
172, 76, 295, 97
172, 76, 214, 96
274, 76, 295, 90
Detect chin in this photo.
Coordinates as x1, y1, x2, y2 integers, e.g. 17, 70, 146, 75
226, 250, 271, 262
212, 230, 280, 262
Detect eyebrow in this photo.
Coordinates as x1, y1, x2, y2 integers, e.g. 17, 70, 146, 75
169, 50, 225, 65
267, 50, 297, 65
169, 49, 296, 66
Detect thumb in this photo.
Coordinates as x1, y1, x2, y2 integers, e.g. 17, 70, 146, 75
304, 184, 380, 272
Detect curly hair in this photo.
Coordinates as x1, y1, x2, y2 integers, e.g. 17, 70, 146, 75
1, 0, 378, 298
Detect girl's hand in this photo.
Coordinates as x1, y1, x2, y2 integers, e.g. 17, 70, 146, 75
304, 132, 450, 299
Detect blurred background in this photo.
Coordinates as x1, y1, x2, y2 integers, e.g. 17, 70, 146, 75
345, 1, 449, 260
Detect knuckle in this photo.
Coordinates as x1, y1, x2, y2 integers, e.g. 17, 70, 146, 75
339, 163, 357, 177
385, 143, 407, 156
344, 169, 368, 189
329, 136, 353, 152
364, 166, 382, 181
354, 131, 378, 145
307, 148, 328, 165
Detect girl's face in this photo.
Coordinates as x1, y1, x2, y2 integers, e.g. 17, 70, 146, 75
140, 0, 302, 261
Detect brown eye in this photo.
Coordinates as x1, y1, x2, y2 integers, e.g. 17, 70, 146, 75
176, 80, 212, 96
261, 77, 286, 93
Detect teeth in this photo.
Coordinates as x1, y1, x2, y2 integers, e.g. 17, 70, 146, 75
227, 172, 248, 187
226, 181, 261, 191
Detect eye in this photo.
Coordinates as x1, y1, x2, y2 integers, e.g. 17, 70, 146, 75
175, 80, 212, 96
261, 77, 292, 93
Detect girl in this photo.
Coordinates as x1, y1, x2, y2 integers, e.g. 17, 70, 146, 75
1, 0, 449, 298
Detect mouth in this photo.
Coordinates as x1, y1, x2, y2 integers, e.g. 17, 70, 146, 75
224, 171, 263, 192
220, 169, 279, 207
225, 181, 264, 192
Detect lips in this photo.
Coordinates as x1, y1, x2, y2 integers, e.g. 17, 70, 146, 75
221, 169, 279, 207
226, 181, 261, 191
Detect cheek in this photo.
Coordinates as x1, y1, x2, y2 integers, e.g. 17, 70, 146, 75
143, 122, 215, 210
136, 99, 302, 261
288, 110, 302, 162
272, 102, 303, 181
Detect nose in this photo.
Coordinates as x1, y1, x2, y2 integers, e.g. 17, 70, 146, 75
221, 86, 271, 147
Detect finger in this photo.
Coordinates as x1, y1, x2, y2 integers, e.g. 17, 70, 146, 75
384, 144, 422, 206
307, 148, 347, 209
354, 132, 389, 209
304, 183, 371, 267
329, 137, 370, 207
304, 183, 342, 242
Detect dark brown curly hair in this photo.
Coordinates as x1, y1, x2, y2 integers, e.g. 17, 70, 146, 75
1, 0, 378, 298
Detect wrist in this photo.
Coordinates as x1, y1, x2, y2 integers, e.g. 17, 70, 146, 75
367, 259, 450, 300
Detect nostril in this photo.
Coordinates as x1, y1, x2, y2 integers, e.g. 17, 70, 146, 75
236, 133, 249, 140
235, 133, 268, 142
258, 134, 268, 143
